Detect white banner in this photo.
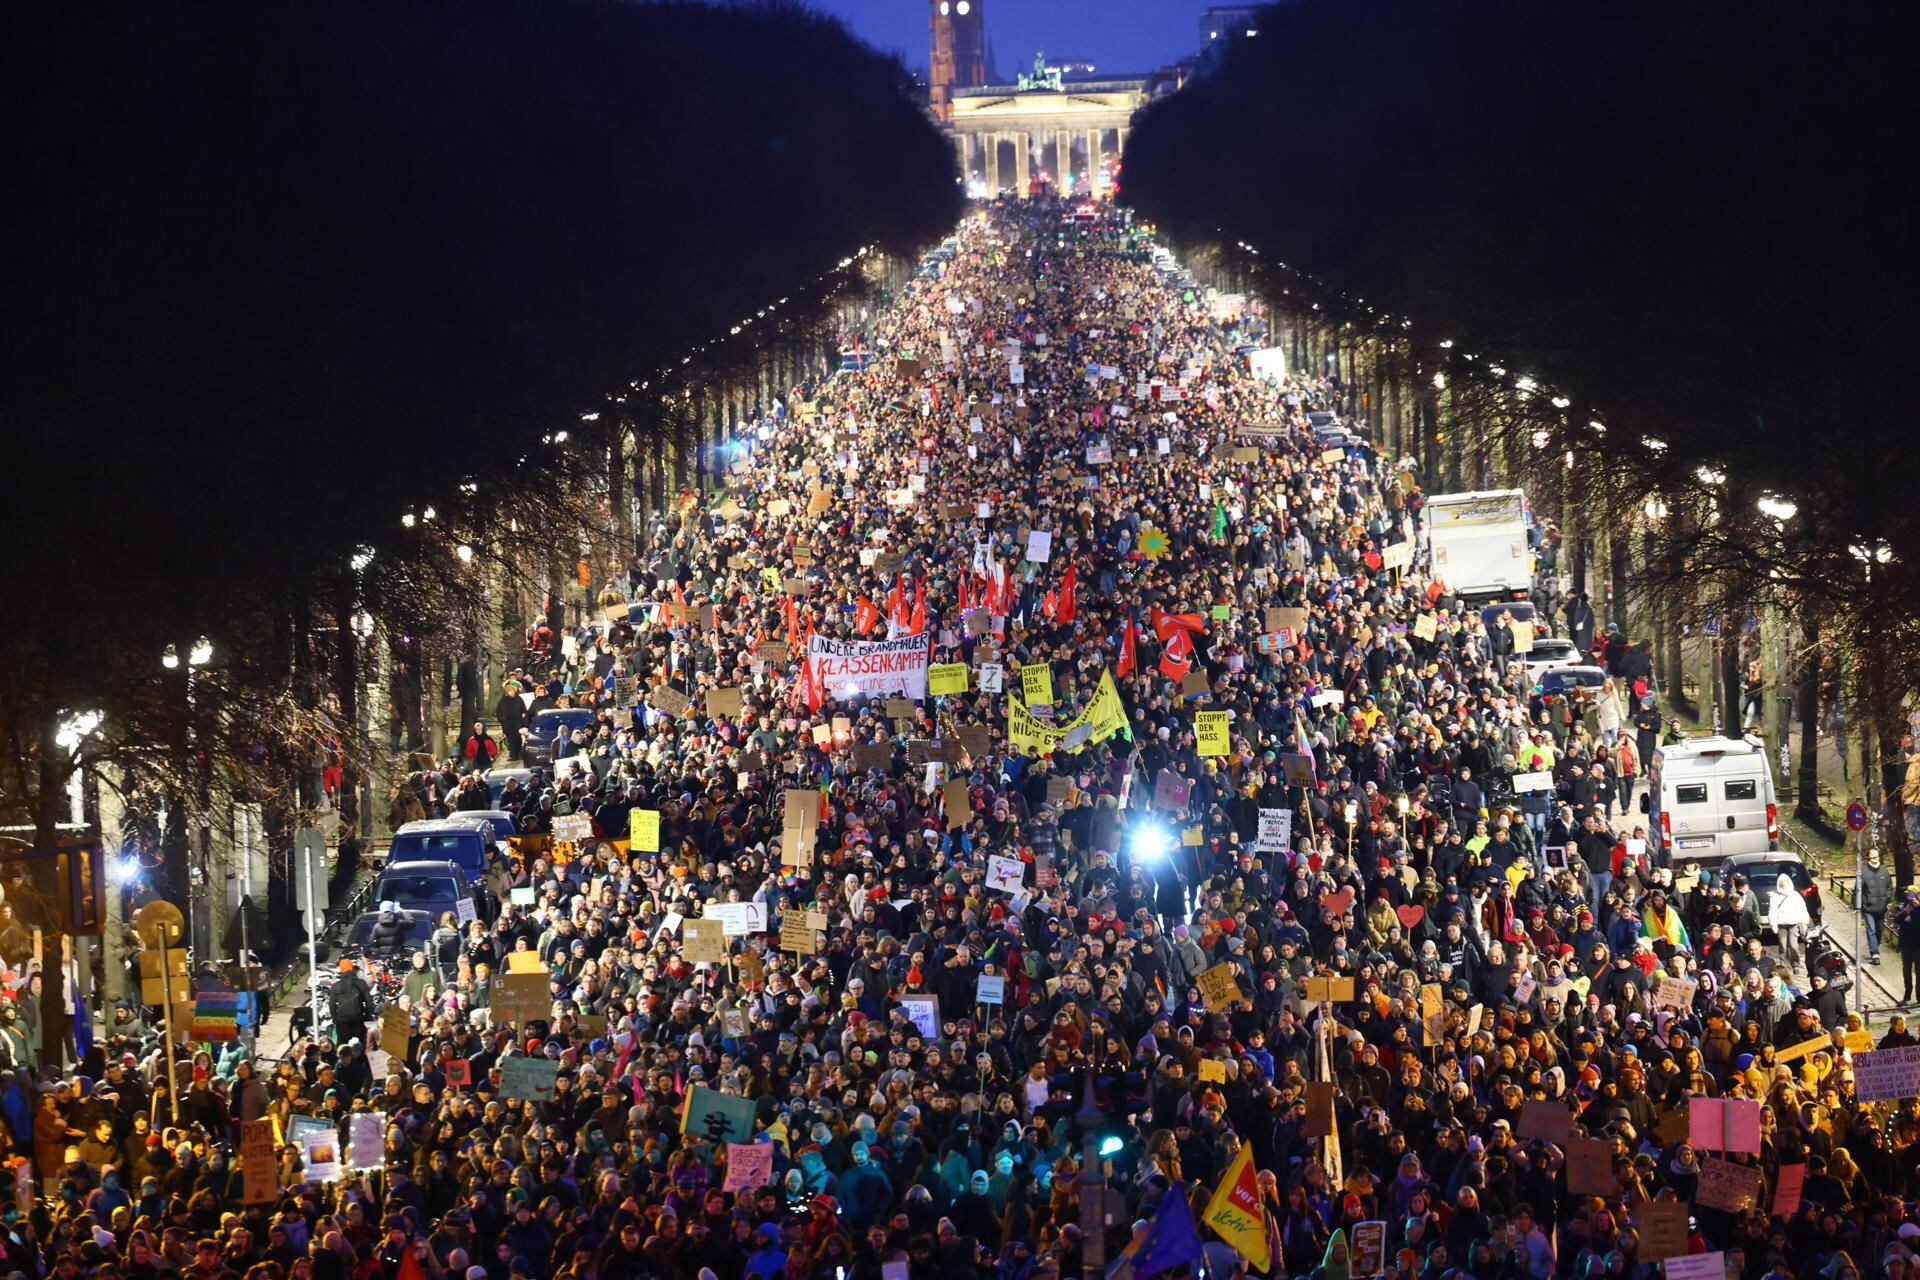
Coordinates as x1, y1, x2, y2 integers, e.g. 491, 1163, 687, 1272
807, 631, 930, 703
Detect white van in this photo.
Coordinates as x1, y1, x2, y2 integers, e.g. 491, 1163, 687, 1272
1645, 735, 1778, 864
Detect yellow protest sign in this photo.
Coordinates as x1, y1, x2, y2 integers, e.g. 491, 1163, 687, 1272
629, 809, 661, 852
927, 663, 969, 696
1195, 711, 1230, 757
1020, 664, 1054, 706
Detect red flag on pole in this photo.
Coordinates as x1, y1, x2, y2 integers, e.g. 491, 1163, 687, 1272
1056, 560, 1078, 625
1117, 613, 1137, 677
1150, 608, 1206, 642
1158, 627, 1194, 681
855, 597, 880, 636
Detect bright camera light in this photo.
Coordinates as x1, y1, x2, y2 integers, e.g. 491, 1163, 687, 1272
1131, 823, 1173, 862
1098, 1135, 1124, 1157
189, 637, 213, 667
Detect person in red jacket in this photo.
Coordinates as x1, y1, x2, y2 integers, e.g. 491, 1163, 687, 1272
461, 722, 498, 772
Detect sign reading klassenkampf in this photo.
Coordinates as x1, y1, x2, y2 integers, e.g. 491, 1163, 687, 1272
806, 631, 931, 702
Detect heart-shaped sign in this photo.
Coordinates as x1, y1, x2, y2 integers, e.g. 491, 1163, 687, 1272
1395, 904, 1425, 930
1569, 975, 1593, 1002
1321, 886, 1355, 916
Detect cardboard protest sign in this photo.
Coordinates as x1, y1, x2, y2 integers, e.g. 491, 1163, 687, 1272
495, 972, 552, 1027
1509, 619, 1536, 653
1518, 1099, 1574, 1143
1694, 1157, 1763, 1212
1302, 1082, 1336, 1136
507, 951, 545, 974
681, 1085, 756, 1144
1565, 1136, 1617, 1194
552, 812, 593, 844
723, 1142, 774, 1192
1636, 1202, 1690, 1260
1197, 963, 1244, 1011
381, 1004, 411, 1054
943, 777, 973, 826
242, 1120, 279, 1203
1411, 615, 1438, 642
1775, 1034, 1832, 1065
1301, 976, 1354, 1003
1282, 753, 1316, 786
444, 1059, 473, 1088
681, 919, 729, 964
1421, 982, 1446, 1046
499, 1057, 560, 1103
1196, 1058, 1229, 1084
779, 911, 818, 956
1350, 1223, 1386, 1279
706, 686, 744, 718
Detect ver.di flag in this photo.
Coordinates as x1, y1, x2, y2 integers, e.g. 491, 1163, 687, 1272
1201, 1142, 1270, 1271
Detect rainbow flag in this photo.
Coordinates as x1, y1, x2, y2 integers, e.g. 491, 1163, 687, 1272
192, 992, 240, 1041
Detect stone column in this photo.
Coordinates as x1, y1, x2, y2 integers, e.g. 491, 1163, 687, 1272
1015, 131, 1031, 196
1087, 127, 1102, 194
984, 133, 999, 194
1117, 125, 1130, 158
1057, 130, 1072, 190
953, 133, 968, 186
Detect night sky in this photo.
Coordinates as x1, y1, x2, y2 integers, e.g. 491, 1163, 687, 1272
806, 0, 1205, 78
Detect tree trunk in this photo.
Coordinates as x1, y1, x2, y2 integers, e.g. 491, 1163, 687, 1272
1718, 617, 1743, 738
1795, 635, 1823, 823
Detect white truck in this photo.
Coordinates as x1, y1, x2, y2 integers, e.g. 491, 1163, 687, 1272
1422, 488, 1532, 602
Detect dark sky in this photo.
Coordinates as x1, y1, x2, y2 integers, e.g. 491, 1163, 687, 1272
806, 0, 1204, 78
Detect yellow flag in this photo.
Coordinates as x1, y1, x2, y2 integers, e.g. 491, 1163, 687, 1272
1201, 1143, 1270, 1270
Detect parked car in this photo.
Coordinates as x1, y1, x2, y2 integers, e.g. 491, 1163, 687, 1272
481, 768, 535, 808
1520, 636, 1584, 675
1716, 851, 1821, 929
373, 859, 481, 926
387, 819, 491, 879
522, 708, 597, 767
460, 808, 518, 850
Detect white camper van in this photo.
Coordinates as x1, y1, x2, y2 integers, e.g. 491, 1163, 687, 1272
1645, 735, 1778, 864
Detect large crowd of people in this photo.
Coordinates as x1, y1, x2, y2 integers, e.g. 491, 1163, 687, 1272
8, 200, 1914, 1280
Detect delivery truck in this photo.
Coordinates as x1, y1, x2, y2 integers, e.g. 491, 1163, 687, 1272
1422, 488, 1532, 602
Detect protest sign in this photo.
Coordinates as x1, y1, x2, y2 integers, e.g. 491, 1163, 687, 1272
242, 1120, 279, 1203
1636, 1202, 1690, 1259
1302, 1082, 1336, 1136
300, 1128, 341, 1182
977, 975, 1006, 1004
1196, 1058, 1228, 1084
1666, 1254, 1728, 1280
900, 996, 939, 1038
681, 1085, 756, 1144
706, 685, 744, 718
779, 911, 819, 955
1517, 1099, 1573, 1143
723, 1142, 774, 1192
1197, 963, 1244, 1010
1773, 1163, 1807, 1218
494, 970, 550, 1024
348, 1111, 386, 1170
705, 902, 767, 936
552, 812, 593, 844
444, 1059, 473, 1088
1194, 711, 1230, 756
1689, 1097, 1762, 1153
928, 663, 969, 695
1301, 976, 1354, 1003
629, 809, 661, 852
1350, 1222, 1386, 1278
1654, 977, 1698, 1011
1154, 769, 1191, 811
985, 854, 1026, 894
806, 631, 932, 702
1694, 1157, 1763, 1212
1852, 1043, 1920, 1102
1565, 1136, 1617, 1194
1255, 808, 1292, 854
682, 919, 729, 964
1020, 663, 1054, 706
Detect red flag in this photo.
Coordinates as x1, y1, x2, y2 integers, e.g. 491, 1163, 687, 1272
1042, 588, 1057, 621
1117, 613, 1137, 677
1150, 608, 1206, 642
801, 618, 823, 712
1056, 560, 1077, 625
855, 597, 880, 636
909, 577, 927, 634
1158, 627, 1194, 681
397, 1242, 427, 1280
887, 574, 908, 628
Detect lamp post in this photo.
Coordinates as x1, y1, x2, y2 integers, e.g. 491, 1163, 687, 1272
1074, 1067, 1107, 1280
163, 638, 214, 959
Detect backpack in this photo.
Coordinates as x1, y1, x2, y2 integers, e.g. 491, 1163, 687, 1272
329, 977, 368, 1024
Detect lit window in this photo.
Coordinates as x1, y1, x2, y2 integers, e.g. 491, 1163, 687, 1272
956, 0, 970, 12
939, 1, 949, 13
